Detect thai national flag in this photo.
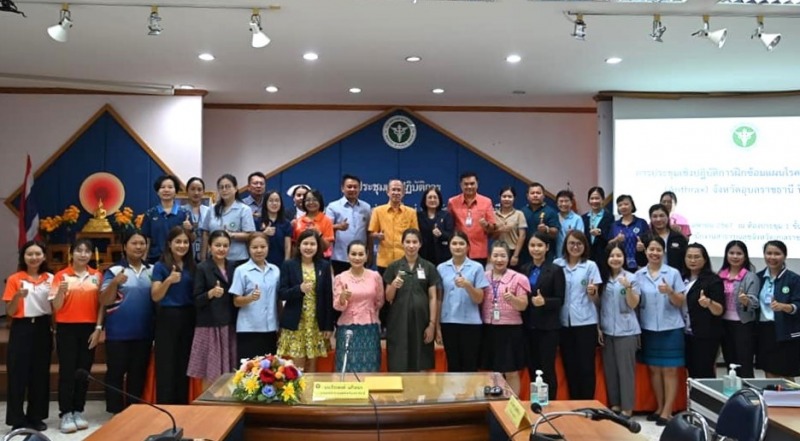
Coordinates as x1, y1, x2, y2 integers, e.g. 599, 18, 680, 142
18, 154, 40, 248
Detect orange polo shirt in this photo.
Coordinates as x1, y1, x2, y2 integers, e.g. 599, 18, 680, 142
368, 203, 419, 268
293, 212, 336, 258
3, 271, 54, 318
447, 193, 496, 259
50, 267, 102, 324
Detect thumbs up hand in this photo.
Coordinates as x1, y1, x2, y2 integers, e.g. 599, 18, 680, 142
658, 278, 671, 295
502, 288, 514, 303
532, 289, 545, 307
339, 218, 350, 231
182, 213, 193, 231
635, 236, 644, 252
167, 265, 182, 284
251, 284, 261, 301
113, 270, 128, 286
341, 283, 352, 302
698, 289, 711, 308
587, 283, 598, 297
209, 280, 224, 298
619, 274, 632, 291
737, 290, 749, 306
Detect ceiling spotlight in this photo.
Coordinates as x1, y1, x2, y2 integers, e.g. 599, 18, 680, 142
752, 15, 781, 51
506, 54, 522, 64
571, 14, 587, 41
265, 85, 278, 93
249, 9, 270, 48
147, 6, 162, 36
47, 4, 73, 43
432, 88, 444, 94
198, 53, 215, 61
650, 14, 666, 43
405, 56, 421, 62
303, 52, 319, 61
692, 15, 727, 49
349, 87, 362, 94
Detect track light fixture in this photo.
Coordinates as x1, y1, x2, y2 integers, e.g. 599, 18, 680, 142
649, 14, 666, 42
249, 8, 270, 48
752, 15, 781, 51
47, 4, 73, 43
692, 15, 727, 48
571, 13, 587, 41
148, 6, 162, 36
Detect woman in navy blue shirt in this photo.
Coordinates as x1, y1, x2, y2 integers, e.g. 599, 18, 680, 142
608, 195, 648, 273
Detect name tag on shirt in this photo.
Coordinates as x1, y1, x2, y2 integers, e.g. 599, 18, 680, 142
417, 267, 426, 279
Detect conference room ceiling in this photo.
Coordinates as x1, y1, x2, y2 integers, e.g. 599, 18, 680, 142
0, 0, 797, 107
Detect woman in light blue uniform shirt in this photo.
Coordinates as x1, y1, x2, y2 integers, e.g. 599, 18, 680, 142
555, 230, 602, 400
436, 231, 489, 372
598, 243, 640, 420
634, 236, 686, 426
200, 174, 256, 265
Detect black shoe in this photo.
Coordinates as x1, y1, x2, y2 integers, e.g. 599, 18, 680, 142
656, 417, 670, 427
646, 413, 660, 421
27, 420, 47, 432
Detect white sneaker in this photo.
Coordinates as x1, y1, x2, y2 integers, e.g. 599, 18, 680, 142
72, 411, 89, 430
59, 414, 77, 434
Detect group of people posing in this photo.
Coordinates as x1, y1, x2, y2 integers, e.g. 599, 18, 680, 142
4, 170, 800, 434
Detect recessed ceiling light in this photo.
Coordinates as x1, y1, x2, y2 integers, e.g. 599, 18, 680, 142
605, 57, 623, 64
432, 88, 445, 94
177, 84, 195, 90
349, 87, 362, 94
303, 52, 319, 61
506, 54, 522, 63
265, 85, 279, 93
405, 56, 422, 62
198, 53, 215, 61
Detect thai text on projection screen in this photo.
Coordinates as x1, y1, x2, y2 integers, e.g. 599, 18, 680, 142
614, 116, 800, 258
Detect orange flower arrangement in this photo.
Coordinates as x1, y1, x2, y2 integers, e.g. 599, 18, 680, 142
40, 215, 63, 233
61, 205, 80, 225
114, 206, 135, 228
134, 214, 144, 229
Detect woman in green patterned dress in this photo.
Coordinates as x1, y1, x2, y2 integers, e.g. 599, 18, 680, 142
277, 229, 334, 372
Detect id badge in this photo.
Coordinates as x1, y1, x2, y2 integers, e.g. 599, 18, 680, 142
492, 307, 501, 321
417, 267, 426, 279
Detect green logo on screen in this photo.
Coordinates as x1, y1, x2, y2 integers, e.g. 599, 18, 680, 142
732, 126, 757, 148
382, 115, 417, 150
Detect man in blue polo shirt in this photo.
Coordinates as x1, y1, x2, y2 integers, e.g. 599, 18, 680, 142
325, 174, 372, 275
241, 171, 267, 229
520, 182, 560, 265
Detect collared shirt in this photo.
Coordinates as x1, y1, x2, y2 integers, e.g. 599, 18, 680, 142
438, 258, 490, 325
333, 269, 385, 325
142, 203, 190, 260
229, 259, 280, 333
480, 269, 529, 325
759, 268, 785, 322
720, 267, 745, 321
609, 216, 649, 271
50, 266, 103, 324
264, 217, 293, 267
3, 272, 53, 318
554, 258, 602, 327
101, 261, 154, 340
599, 270, 641, 336
201, 201, 256, 261
494, 209, 528, 254
634, 264, 686, 331
369, 203, 419, 268
520, 204, 560, 264
152, 262, 194, 307
447, 193, 496, 260
293, 212, 335, 258
555, 211, 585, 259
241, 192, 266, 228
325, 197, 372, 262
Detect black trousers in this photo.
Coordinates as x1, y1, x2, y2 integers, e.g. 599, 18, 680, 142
5, 316, 52, 427
526, 328, 560, 401
56, 323, 97, 417
686, 334, 722, 379
237, 332, 278, 362
560, 324, 597, 400
440, 323, 483, 372
104, 339, 153, 413
154, 306, 195, 404
721, 320, 756, 378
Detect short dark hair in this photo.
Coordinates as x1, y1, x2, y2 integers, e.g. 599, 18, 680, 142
208, 229, 232, 246
683, 243, 714, 279
248, 172, 266, 184
451, 230, 470, 248
459, 171, 478, 182
153, 175, 182, 193
643, 235, 666, 251
587, 186, 605, 200
342, 174, 361, 186
660, 191, 677, 204
615, 194, 637, 213
419, 187, 443, 211
186, 177, 205, 191
401, 228, 422, 243
528, 182, 546, 193
763, 240, 787, 257
295, 229, 325, 261
562, 230, 591, 262
302, 189, 325, 212
499, 186, 516, 199
347, 240, 367, 253
556, 189, 574, 201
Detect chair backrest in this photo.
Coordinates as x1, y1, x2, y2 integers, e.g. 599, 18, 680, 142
715, 387, 769, 441
660, 410, 710, 441
2, 428, 51, 441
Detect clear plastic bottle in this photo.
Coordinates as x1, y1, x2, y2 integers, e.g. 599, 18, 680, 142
531, 369, 549, 406
722, 363, 742, 397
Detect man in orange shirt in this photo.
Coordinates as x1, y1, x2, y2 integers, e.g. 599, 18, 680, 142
447, 172, 496, 266
368, 179, 419, 273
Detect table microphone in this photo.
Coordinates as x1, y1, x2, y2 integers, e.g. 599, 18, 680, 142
340, 329, 354, 381
75, 368, 185, 441
573, 407, 641, 434
529, 402, 565, 441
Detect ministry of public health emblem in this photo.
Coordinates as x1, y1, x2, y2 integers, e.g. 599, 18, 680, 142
382, 115, 417, 150
732, 126, 757, 148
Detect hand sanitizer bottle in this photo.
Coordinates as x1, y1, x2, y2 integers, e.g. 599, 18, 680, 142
531, 369, 549, 406
723, 363, 742, 397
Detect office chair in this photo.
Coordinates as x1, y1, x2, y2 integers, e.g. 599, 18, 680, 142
660, 409, 710, 441
715, 387, 768, 441
1, 428, 51, 441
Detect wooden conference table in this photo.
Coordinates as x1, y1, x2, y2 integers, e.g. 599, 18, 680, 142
84, 404, 244, 441
489, 399, 648, 441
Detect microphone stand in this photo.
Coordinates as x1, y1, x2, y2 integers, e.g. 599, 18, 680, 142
340, 332, 352, 381
530, 411, 591, 441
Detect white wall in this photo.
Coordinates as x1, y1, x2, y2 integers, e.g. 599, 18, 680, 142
203, 108, 598, 202
0, 94, 203, 281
